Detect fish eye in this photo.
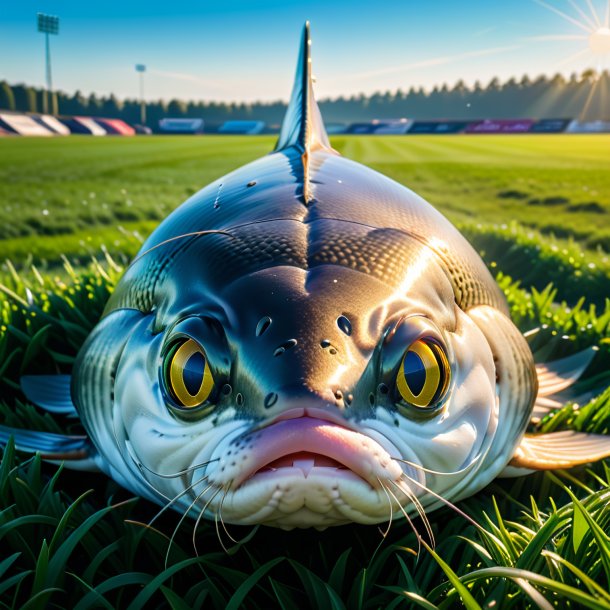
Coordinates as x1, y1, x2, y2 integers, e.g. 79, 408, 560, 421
395, 339, 450, 411
163, 338, 215, 409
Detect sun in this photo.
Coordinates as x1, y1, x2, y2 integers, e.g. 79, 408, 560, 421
534, 1, 610, 119
535, 0, 610, 68
589, 26, 610, 54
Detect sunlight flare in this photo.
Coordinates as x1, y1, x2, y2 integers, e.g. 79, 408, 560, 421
535, 0, 610, 74
589, 26, 610, 53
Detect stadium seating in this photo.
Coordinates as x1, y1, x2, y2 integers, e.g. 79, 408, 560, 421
0, 112, 55, 136
0, 109, 589, 137
529, 118, 571, 133
159, 118, 205, 134
344, 123, 378, 134
466, 119, 534, 134
61, 117, 108, 135
345, 119, 413, 134
566, 120, 610, 133
0, 112, 139, 136
34, 114, 71, 135
218, 120, 265, 134
372, 119, 413, 134
407, 121, 469, 134
95, 118, 135, 135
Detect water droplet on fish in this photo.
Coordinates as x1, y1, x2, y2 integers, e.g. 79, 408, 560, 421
274, 339, 297, 356
256, 316, 272, 336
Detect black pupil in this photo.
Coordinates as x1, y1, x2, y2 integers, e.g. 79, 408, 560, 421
404, 350, 427, 396
182, 351, 205, 396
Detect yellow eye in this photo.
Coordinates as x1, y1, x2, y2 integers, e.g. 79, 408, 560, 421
165, 339, 215, 408
396, 339, 450, 409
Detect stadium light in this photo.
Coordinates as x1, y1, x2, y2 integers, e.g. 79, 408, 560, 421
135, 64, 147, 125
37, 13, 60, 116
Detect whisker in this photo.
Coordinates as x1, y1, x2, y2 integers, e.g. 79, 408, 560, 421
401, 471, 491, 538
391, 454, 480, 477
384, 482, 423, 559
112, 420, 172, 504
218, 483, 239, 544
139, 457, 219, 479
149, 472, 210, 529
214, 491, 233, 555
391, 479, 435, 548
193, 485, 224, 557
192, 502, 207, 557
165, 482, 216, 569
129, 230, 233, 267
376, 476, 394, 539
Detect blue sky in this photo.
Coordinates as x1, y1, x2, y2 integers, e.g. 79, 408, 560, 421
1, 0, 609, 102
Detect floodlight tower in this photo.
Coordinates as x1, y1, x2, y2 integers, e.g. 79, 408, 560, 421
37, 13, 60, 115
135, 64, 147, 125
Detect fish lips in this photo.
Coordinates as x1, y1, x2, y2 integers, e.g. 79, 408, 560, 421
212, 411, 405, 490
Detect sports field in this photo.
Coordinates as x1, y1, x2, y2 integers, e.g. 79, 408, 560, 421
1, 134, 609, 264
0, 134, 609, 608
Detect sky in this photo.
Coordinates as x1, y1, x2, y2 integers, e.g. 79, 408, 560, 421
1, 0, 609, 103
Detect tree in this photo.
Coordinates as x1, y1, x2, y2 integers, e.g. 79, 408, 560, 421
0, 70, 609, 125
11, 85, 37, 113
0, 82, 15, 111
101, 94, 123, 118
167, 99, 187, 117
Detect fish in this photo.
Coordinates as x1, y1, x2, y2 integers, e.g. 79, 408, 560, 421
4, 23, 610, 530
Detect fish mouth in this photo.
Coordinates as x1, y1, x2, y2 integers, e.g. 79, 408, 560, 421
257, 451, 347, 476
227, 412, 405, 490
202, 411, 417, 527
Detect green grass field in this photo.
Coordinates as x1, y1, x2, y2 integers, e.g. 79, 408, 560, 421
1, 134, 609, 264
0, 134, 609, 609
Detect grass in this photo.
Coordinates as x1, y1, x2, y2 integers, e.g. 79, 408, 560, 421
1, 135, 610, 264
0, 134, 609, 608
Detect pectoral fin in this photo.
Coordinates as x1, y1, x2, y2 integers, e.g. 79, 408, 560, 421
531, 347, 598, 423
0, 425, 100, 471
20, 374, 79, 418
536, 347, 597, 396
503, 430, 610, 476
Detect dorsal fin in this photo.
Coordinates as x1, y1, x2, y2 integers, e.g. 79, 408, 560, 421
275, 21, 333, 156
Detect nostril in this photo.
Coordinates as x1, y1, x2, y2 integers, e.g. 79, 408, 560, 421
337, 315, 352, 336
264, 392, 278, 409
274, 339, 297, 356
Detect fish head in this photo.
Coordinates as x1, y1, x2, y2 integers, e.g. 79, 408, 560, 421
79, 222, 514, 529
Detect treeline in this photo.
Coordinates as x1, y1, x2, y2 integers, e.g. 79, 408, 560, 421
1, 70, 608, 127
